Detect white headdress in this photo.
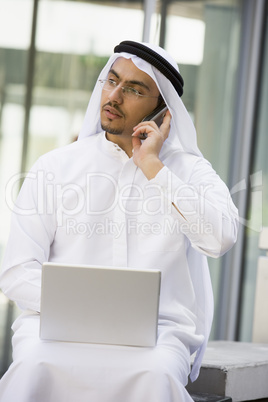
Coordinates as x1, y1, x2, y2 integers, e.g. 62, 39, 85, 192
78, 41, 202, 158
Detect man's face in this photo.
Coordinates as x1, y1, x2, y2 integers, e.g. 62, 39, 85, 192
100, 58, 160, 138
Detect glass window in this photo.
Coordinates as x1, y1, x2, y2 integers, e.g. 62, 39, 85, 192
238, 7, 268, 341
0, 0, 145, 376
155, 0, 242, 337
0, 0, 34, 376
27, 0, 145, 170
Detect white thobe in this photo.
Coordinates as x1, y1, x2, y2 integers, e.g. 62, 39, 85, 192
0, 132, 238, 402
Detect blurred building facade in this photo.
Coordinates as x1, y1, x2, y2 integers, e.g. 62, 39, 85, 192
0, 0, 267, 376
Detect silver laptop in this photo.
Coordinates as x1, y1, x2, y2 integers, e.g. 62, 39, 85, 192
40, 262, 161, 347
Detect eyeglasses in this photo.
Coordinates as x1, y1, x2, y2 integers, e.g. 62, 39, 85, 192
98, 79, 160, 101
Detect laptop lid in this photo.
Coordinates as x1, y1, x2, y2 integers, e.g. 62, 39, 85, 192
40, 262, 161, 347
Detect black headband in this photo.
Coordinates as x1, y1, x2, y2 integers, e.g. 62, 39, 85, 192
114, 40, 184, 97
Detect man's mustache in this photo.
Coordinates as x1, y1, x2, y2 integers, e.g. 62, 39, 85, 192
102, 102, 125, 118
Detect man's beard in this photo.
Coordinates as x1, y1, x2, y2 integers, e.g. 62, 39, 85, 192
101, 122, 123, 135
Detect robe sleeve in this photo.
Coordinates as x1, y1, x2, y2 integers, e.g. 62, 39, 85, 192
0, 159, 57, 312
150, 158, 239, 258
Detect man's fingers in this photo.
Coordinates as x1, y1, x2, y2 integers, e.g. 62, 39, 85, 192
131, 135, 142, 151
160, 110, 171, 139
160, 110, 171, 128
132, 109, 171, 141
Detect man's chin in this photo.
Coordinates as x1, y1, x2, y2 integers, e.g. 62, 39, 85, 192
101, 123, 123, 135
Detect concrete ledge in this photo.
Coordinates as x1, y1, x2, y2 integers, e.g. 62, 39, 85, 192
190, 392, 232, 402
186, 341, 268, 402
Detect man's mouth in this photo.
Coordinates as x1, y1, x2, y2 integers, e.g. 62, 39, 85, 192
103, 105, 123, 120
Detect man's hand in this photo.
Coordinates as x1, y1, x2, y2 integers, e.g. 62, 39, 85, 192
131, 110, 171, 180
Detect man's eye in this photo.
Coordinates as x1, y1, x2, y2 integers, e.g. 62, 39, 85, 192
124, 87, 139, 95
108, 79, 116, 86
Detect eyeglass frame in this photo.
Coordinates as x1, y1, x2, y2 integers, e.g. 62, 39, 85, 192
98, 78, 161, 101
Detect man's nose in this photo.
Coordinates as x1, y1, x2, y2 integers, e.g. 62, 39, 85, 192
108, 85, 123, 103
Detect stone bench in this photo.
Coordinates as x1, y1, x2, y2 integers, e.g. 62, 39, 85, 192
186, 341, 268, 402
189, 392, 232, 401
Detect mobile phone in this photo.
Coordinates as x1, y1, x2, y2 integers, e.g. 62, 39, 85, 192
139, 105, 168, 139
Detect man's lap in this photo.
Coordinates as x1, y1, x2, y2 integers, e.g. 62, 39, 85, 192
0, 310, 194, 402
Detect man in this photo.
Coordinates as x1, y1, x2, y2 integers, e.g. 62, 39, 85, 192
0, 41, 238, 401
